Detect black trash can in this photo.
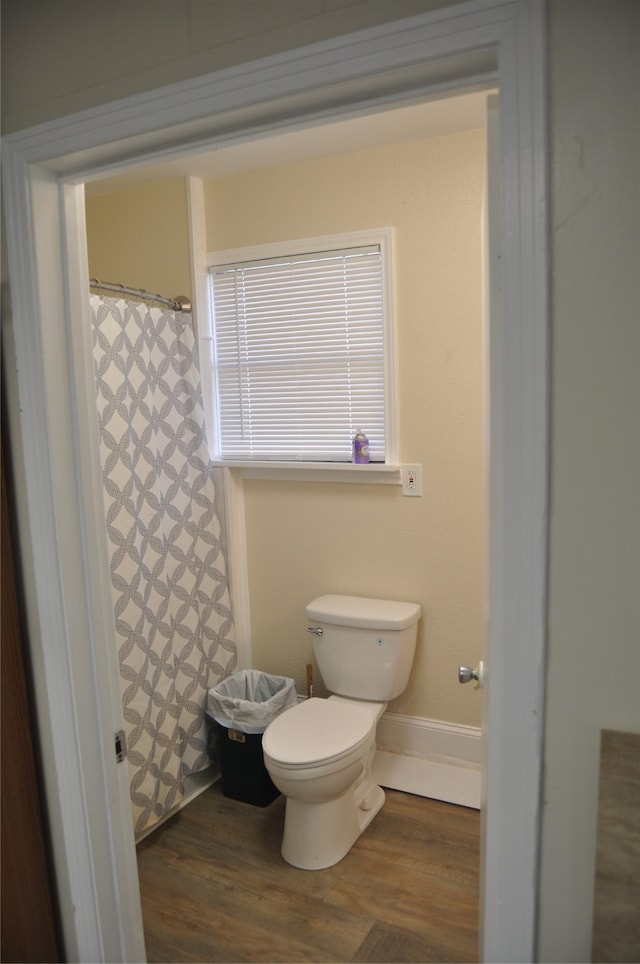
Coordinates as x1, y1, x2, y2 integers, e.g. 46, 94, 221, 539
207, 669, 297, 807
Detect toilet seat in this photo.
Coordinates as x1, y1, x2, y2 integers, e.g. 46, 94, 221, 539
262, 697, 375, 769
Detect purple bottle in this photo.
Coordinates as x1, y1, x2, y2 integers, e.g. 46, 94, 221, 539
353, 429, 370, 464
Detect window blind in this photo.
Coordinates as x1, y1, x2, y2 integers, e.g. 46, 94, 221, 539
209, 245, 386, 462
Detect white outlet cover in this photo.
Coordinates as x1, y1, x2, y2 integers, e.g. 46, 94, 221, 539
402, 464, 422, 496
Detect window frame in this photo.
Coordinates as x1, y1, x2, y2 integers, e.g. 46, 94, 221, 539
200, 228, 398, 475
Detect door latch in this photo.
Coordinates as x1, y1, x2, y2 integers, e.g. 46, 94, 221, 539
114, 729, 128, 763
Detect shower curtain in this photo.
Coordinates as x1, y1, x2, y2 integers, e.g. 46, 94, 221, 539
90, 294, 237, 837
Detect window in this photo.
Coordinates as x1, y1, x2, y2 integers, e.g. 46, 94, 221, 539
202, 230, 395, 464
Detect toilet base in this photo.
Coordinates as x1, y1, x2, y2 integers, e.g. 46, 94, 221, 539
281, 777, 385, 870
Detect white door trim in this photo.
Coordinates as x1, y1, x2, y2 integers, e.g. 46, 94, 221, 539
1, 2, 548, 961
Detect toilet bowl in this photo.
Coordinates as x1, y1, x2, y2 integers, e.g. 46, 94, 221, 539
262, 696, 387, 869
262, 594, 421, 870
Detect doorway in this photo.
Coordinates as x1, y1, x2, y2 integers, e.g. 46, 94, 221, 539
84, 87, 489, 802
83, 100, 489, 955
1, 4, 548, 960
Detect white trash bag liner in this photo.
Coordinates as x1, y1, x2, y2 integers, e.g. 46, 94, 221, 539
207, 669, 297, 734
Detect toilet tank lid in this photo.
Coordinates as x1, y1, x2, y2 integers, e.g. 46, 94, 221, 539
305, 594, 421, 630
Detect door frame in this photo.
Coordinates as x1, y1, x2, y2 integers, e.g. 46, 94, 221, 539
1, 1, 548, 960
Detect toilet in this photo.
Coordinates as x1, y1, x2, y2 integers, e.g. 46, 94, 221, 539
262, 594, 421, 870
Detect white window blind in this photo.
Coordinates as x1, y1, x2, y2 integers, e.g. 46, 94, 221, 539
207, 241, 388, 462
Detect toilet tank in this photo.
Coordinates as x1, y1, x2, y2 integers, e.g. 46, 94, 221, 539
305, 594, 421, 701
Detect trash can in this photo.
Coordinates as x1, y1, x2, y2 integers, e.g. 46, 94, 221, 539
206, 669, 297, 806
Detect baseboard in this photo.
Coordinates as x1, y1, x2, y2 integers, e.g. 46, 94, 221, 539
373, 712, 481, 810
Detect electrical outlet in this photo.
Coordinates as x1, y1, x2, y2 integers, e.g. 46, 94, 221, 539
401, 464, 422, 497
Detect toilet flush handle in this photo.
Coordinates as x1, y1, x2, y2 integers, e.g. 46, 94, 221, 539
306, 627, 324, 636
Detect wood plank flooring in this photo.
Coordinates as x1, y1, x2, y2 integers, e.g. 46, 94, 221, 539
137, 781, 480, 963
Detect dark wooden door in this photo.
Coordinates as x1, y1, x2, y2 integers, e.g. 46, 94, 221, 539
1, 436, 60, 962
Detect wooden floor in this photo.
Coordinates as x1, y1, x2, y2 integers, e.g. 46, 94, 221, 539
137, 781, 480, 963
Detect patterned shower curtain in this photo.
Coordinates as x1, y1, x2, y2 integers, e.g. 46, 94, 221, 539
90, 294, 237, 838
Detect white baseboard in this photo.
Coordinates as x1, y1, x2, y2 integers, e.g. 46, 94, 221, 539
373, 712, 481, 810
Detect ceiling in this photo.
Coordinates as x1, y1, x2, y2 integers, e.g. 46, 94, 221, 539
85, 89, 492, 196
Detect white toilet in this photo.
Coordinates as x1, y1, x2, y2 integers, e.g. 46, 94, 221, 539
262, 594, 421, 870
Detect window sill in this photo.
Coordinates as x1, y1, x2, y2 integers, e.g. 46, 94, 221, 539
210, 461, 402, 485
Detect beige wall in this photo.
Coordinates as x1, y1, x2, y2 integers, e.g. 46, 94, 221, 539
86, 180, 193, 300
204, 132, 485, 725
2, 0, 639, 959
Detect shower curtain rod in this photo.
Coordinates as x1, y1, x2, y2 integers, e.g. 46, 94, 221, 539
90, 278, 192, 313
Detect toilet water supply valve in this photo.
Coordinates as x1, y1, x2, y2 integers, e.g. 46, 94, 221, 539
305, 629, 323, 699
